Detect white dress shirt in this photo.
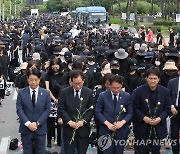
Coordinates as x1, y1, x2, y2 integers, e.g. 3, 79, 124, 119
73, 88, 82, 98
111, 91, 120, 102
24, 86, 39, 127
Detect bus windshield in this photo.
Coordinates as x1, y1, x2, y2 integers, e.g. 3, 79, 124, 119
89, 13, 107, 23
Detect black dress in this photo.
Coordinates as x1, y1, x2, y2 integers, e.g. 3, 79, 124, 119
45, 73, 64, 145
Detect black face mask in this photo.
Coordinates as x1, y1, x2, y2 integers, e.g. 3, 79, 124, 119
111, 69, 120, 75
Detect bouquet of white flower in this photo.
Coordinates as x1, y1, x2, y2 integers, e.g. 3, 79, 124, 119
145, 99, 161, 139
70, 97, 94, 144
111, 105, 126, 140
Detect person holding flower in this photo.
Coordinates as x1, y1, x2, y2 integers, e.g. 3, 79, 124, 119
133, 67, 171, 154
167, 64, 180, 154
59, 70, 94, 154
95, 75, 133, 154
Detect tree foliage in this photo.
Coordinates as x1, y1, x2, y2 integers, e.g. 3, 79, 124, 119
114, 1, 160, 15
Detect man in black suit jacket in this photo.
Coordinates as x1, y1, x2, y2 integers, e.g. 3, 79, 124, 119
133, 67, 171, 154
167, 65, 180, 154
59, 70, 94, 154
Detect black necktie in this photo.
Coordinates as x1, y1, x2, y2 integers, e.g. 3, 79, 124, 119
74, 90, 80, 107
113, 94, 117, 108
32, 90, 36, 108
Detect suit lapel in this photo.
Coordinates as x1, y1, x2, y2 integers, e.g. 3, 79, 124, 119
175, 78, 179, 95
69, 87, 77, 109
26, 87, 33, 111
106, 91, 116, 115
35, 87, 42, 107
115, 91, 124, 114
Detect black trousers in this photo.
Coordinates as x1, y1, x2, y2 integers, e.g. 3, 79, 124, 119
135, 138, 161, 154
63, 134, 89, 154
171, 112, 180, 154
22, 45, 27, 62
47, 117, 61, 145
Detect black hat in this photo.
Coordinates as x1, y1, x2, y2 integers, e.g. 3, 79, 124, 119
110, 60, 120, 67
130, 59, 138, 70
64, 52, 73, 62
138, 63, 147, 72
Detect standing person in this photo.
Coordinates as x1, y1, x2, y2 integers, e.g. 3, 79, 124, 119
94, 73, 113, 154
22, 28, 30, 62
133, 67, 171, 154
169, 27, 176, 47
156, 29, 163, 45
15, 62, 28, 92
59, 70, 94, 154
139, 25, 146, 41
0, 41, 9, 80
147, 27, 154, 43
167, 64, 180, 154
10, 34, 20, 67
45, 58, 64, 147
95, 74, 133, 154
16, 68, 51, 154
0, 71, 7, 106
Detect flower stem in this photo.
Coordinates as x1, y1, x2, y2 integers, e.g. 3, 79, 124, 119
70, 129, 76, 144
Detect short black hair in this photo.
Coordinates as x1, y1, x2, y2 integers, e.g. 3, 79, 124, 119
146, 66, 161, 78
102, 73, 114, 84
27, 68, 41, 78
72, 60, 83, 70
109, 75, 123, 84
157, 29, 161, 32
70, 70, 84, 81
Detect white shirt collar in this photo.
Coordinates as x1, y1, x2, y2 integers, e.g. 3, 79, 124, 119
73, 88, 82, 97
111, 91, 120, 100
29, 86, 39, 94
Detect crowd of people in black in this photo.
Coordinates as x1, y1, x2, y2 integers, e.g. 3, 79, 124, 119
0, 14, 179, 154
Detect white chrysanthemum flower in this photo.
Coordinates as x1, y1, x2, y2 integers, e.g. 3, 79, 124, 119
120, 105, 124, 108
158, 102, 161, 106
145, 99, 148, 103
90, 106, 94, 109
80, 97, 83, 101
123, 107, 126, 113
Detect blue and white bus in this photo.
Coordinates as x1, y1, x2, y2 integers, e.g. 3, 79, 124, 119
71, 6, 108, 28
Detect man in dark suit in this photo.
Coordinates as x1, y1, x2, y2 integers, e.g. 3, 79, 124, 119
59, 70, 94, 154
16, 68, 51, 154
167, 65, 180, 154
133, 67, 171, 154
95, 75, 133, 154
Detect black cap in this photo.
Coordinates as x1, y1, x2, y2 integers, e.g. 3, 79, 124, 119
110, 60, 120, 67
130, 59, 138, 70
64, 51, 72, 58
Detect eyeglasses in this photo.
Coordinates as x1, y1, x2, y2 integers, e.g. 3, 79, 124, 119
72, 81, 83, 86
